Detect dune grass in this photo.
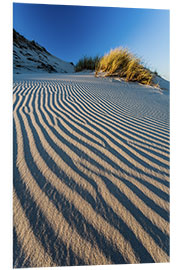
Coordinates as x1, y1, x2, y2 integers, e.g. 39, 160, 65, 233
75, 56, 101, 72
95, 48, 154, 86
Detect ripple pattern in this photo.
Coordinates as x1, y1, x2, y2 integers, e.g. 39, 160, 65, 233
13, 74, 169, 267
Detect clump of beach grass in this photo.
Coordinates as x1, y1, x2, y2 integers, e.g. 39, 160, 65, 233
95, 47, 154, 86
75, 56, 101, 72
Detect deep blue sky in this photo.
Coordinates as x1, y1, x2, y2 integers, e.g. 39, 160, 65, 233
13, 3, 170, 80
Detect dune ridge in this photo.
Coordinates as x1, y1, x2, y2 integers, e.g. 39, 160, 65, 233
13, 73, 169, 267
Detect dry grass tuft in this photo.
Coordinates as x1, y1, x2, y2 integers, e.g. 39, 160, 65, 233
95, 48, 154, 86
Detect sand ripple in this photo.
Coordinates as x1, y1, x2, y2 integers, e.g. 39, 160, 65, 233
13, 73, 169, 267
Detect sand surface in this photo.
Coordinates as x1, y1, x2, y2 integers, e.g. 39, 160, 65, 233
13, 73, 169, 267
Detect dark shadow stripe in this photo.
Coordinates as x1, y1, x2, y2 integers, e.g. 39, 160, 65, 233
57, 119, 169, 202
14, 175, 85, 267
66, 117, 169, 208
14, 80, 168, 264
20, 81, 34, 96
49, 91, 105, 147
67, 83, 170, 146
69, 99, 170, 155
39, 88, 169, 203
36, 182, 128, 265
112, 172, 169, 221
57, 115, 169, 198
13, 83, 24, 95
128, 141, 169, 163
128, 143, 169, 170
13, 93, 20, 112
72, 86, 169, 141
53, 89, 169, 174
54, 89, 170, 173
95, 171, 169, 255
56, 84, 169, 155
44, 82, 168, 196
75, 81, 169, 128
35, 83, 170, 209
13, 226, 31, 268
23, 93, 156, 263
14, 115, 128, 265
13, 121, 85, 267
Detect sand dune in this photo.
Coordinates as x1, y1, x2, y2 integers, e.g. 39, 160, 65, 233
13, 73, 169, 267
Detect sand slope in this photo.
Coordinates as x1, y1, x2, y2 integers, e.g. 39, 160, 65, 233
13, 29, 75, 74
13, 73, 169, 267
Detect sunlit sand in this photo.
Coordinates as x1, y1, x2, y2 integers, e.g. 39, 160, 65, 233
13, 72, 169, 267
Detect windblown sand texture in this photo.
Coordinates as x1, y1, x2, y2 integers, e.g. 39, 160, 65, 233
13, 73, 169, 267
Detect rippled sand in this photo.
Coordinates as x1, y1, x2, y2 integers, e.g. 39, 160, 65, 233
13, 73, 169, 268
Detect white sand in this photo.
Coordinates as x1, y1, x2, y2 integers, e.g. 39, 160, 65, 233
13, 72, 169, 267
